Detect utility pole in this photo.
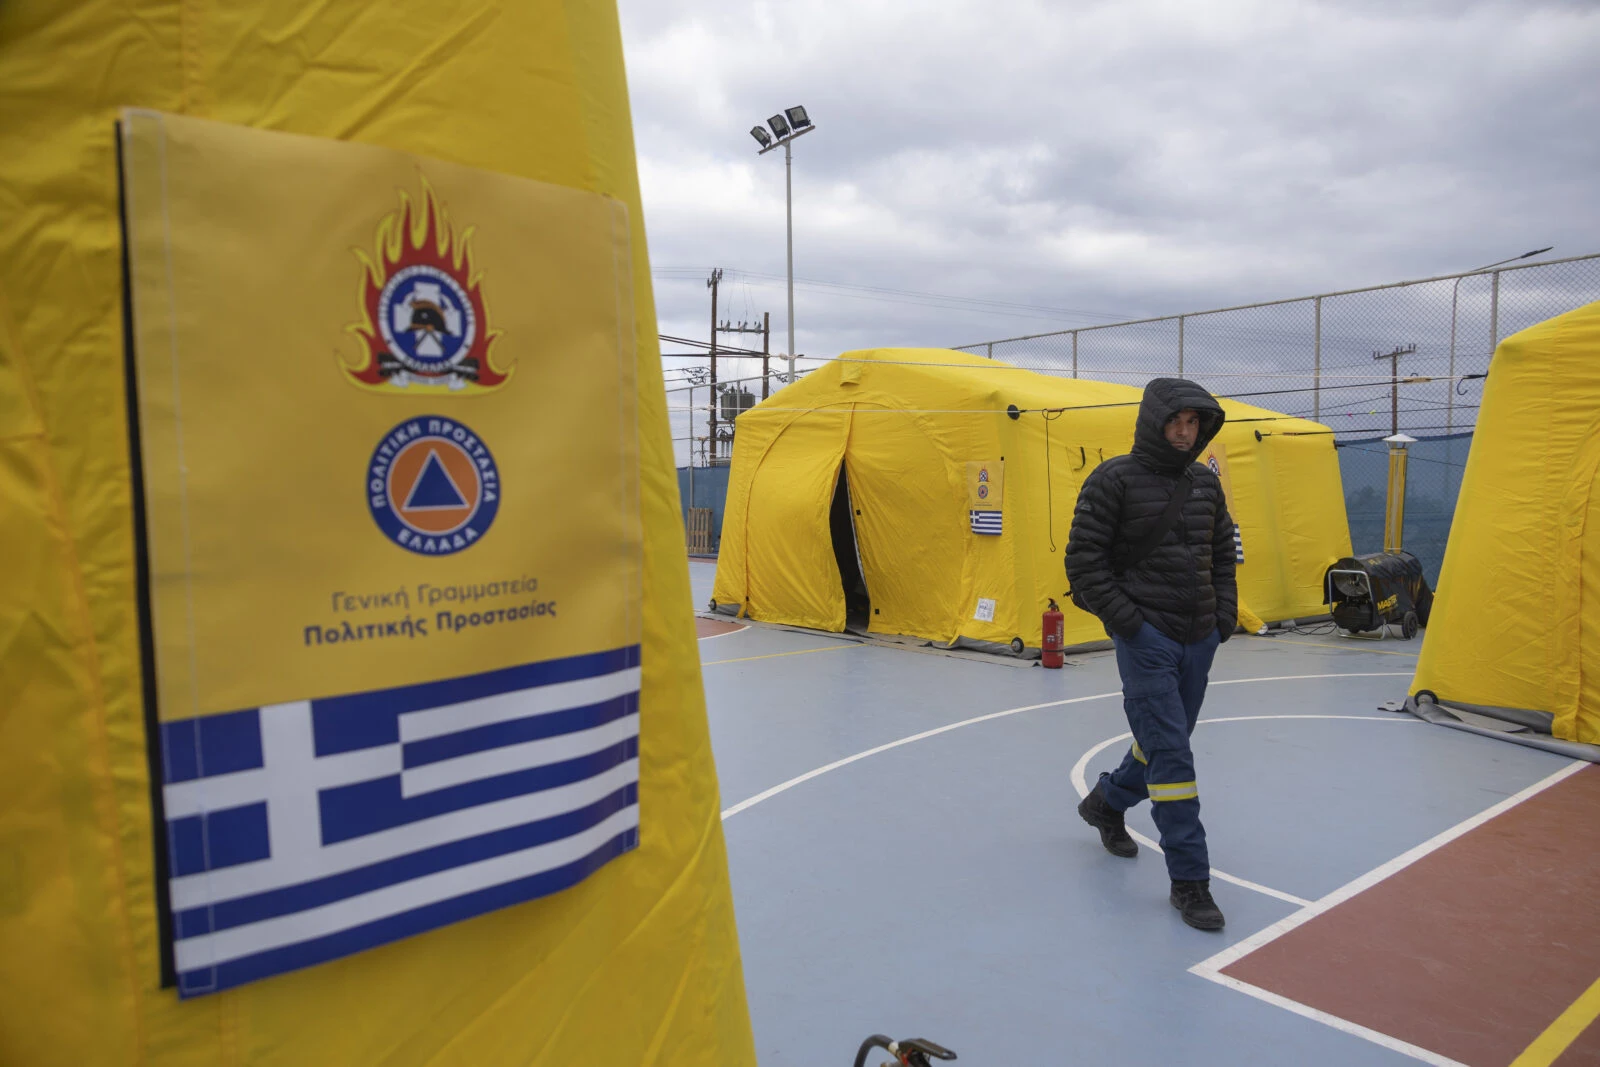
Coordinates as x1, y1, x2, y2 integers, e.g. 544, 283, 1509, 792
1373, 344, 1417, 437
706, 268, 722, 468
713, 312, 774, 461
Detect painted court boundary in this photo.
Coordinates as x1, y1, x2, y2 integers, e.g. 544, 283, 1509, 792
1068, 712, 1427, 907
720, 671, 1411, 820
694, 617, 747, 642
1189, 759, 1589, 1067
715, 665, 1586, 1064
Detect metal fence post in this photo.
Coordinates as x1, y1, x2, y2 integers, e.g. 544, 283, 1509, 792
1447, 279, 1460, 435
1177, 315, 1185, 377
1072, 331, 1078, 378
1313, 296, 1322, 422
1489, 270, 1501, 358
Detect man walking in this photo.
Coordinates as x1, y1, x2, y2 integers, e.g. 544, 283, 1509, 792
1065, 378, 1238, 930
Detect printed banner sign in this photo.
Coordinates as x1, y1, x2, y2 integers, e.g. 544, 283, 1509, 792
967, 460, 1003, 535
1198, 441, 1234, 501
119, 110, 642, 997
966, 460, 1003, 509
1198, 441, 1244, 563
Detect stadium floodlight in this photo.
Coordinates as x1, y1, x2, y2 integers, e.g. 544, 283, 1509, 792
749, 105, 818, 387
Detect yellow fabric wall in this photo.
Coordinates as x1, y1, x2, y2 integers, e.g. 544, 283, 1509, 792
1231, 430, 1353, 625
1413, 301, 1600, 745
740, 408, 853, 632
847, 404, 981, 643
0, 2, 755, 1064
713, 348, 1350, 650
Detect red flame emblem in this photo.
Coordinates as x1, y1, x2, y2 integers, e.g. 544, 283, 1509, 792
344, 180, 510, 392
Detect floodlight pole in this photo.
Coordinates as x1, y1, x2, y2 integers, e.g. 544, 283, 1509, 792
759, 123, 815, 385
785, 135, 794, 384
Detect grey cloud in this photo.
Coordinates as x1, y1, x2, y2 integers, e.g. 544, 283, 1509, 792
620, 0, 1600, 460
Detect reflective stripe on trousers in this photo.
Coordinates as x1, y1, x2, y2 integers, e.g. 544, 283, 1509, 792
1097, 621, 1220, 881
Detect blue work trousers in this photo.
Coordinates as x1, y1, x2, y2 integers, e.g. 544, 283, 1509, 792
1098, 621, 1220, 882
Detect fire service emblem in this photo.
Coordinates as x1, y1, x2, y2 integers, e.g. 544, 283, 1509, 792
344, 181, 513, 395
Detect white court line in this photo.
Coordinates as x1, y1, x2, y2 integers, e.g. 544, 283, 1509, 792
1191, 974, 1473, 1067
721, 671, 1411, 821
695, 619, 747, 642
1192, 757, 1586, 975
717, 662, 1583, 1066
1068, 714, 1426, 907
1187, 759, 1588, 1067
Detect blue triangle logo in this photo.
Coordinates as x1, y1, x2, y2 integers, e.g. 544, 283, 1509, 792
403, 449, 469, 510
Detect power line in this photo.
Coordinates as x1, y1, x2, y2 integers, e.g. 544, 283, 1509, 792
654, 266, 1145, 325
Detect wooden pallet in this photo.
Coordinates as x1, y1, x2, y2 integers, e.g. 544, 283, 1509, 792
686, 507, 714, 554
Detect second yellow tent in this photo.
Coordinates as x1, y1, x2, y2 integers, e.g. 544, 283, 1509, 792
713, 348, 1351, 651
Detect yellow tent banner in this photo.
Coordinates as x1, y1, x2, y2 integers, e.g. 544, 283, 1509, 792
122, 108, 644, 995
0, 2, 754, 1064
1198, 440, 1236, 503
967, 460, 1004, 511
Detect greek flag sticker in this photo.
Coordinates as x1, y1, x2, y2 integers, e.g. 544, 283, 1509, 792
157, 646, 641, 996
970, 509, 1003, 536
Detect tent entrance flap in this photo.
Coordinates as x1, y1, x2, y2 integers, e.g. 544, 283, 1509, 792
830, 466, 870, 632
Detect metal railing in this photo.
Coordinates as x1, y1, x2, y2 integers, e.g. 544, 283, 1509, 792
953, 253, 1600, 440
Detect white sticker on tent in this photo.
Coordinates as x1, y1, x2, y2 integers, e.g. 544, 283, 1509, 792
974, 598, 997, 622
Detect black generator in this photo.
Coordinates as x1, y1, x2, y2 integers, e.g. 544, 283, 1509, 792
1323, 551, 1434, 639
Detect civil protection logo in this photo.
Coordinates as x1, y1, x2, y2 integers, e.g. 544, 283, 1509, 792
368, 416, 500, 555
343, 180, 514, 395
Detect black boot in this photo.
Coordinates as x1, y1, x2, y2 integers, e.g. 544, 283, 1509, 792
1077, 780, 1137, 858
1170, 879, 1225, 930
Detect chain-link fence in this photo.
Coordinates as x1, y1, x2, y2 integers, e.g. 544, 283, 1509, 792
954, 254, 1600, 585
954, 254, 1600, 440
1335, 434, 1473, 586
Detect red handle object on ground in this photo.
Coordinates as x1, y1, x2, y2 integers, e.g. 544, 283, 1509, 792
1042, 598, 1064, 669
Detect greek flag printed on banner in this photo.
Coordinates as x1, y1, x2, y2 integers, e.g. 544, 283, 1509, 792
970, 509, 1003, 536
1233, 524, 1245, 565
159, 645, 641, 997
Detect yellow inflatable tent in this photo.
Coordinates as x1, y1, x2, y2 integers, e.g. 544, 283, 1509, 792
0, 3, 754, 1065
1411, 300, 1600, 754
712, 348, 1350, 652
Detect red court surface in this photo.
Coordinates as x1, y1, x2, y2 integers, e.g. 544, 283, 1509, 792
695, 616, 745, 639
1216, 764, 1600, 1066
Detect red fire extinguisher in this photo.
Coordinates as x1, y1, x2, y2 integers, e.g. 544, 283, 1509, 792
1042, 598, 1065, 669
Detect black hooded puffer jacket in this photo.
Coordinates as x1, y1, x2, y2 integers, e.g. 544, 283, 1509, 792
1064, 378, 1239, 644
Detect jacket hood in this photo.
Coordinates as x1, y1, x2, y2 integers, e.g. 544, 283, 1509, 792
1130, 377, 1225, 474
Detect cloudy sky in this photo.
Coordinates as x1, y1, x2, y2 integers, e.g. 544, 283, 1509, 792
615, 0, 1600, 455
